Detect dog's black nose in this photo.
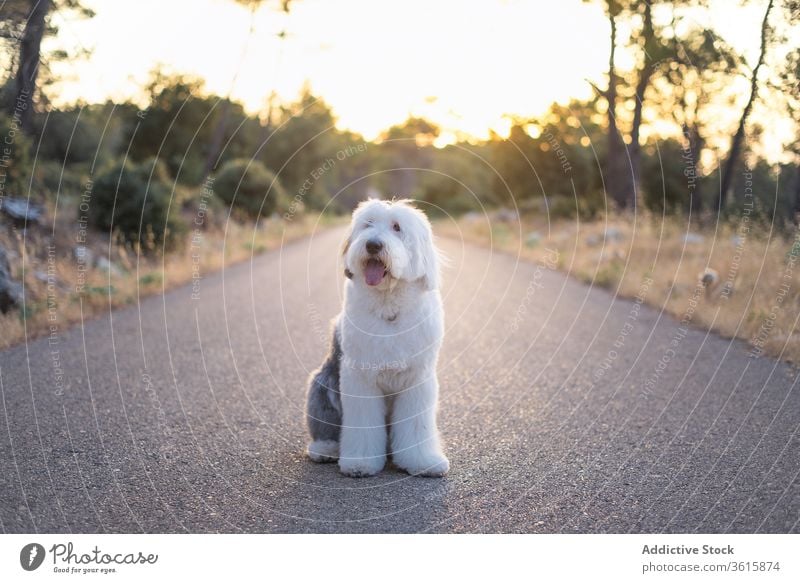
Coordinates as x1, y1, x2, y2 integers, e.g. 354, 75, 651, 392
366, 239, 383, 254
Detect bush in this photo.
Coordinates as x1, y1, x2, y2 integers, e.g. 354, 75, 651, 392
0, 112, 33, 196
578, 189, 606, 220
90, 158, 183, 249
36, 161, 86, 199
543, 191, 605, 221
36, 109, 104, 165
213, 159, 287, 218
546, 195, 578, 220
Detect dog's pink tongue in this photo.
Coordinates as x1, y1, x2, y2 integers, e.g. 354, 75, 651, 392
364, 259, 385, 286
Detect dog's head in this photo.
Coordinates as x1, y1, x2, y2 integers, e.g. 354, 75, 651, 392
342, 198, 440, 291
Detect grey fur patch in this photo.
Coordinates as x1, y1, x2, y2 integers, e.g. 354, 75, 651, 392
306, 319, 343, 445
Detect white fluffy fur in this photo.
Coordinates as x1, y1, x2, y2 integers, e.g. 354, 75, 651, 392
338, 199, 449, 477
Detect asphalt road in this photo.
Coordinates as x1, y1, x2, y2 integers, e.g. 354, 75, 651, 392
1, 226, 798, 533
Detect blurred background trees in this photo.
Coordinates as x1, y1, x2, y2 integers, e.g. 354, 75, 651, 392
0, 0, 797, 249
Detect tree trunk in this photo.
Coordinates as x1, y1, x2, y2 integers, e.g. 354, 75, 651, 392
717, 0, 774, 212
684, 123, 704, 217
201, 99, 231, 180
13, 0, 50, 135
793, 162, 800, 225
604, 4, 629, 210
627, 1, 655, 211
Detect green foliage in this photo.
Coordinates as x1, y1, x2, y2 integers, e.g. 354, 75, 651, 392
260, 90, 367, 210
720, 159, 794, 230
578, 189, 606, 220
125, 73, 262, 185
0, 54, 792, 235
0, 112, 33, 195
593, 259, 624, 290
547, 196, 578, 220
488, 100, 604, 211
366, 117, 448, 211
125, 74, 209, 184
641, 139, 691, 215
213, 158, 288, 218
37, 108, 105, 164
35, 161, 86, 199
139, 272, 163, 286
416, 144, 489, 216
90, 158, 183, 248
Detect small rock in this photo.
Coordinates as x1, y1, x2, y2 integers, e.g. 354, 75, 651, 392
1, 197, 43, 225
73, 245, 93, 266
699, 267, 719, 289
96, 256, 123, 276
605, 227, 624, 242
698, 267, 732, 299
525, 231, 541, 248
683, 233, 705, 245
585, 234, 601, 247
493, 208, 518, 223
0, 245, 22, 313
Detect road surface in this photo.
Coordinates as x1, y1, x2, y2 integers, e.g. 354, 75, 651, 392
1, 227, 798, 533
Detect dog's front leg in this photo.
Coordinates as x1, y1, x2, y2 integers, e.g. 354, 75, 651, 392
338, 368, 386, 477
391, 374, 449, 477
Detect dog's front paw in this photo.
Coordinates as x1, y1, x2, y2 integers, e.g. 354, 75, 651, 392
394, 452, 450, 477
307, 440, 339, 463
338, 456, 385, 478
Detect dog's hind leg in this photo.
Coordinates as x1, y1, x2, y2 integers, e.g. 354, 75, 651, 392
306, 323, 343, 463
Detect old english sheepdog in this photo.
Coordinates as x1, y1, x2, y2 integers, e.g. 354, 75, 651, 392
305, 198, 449, 478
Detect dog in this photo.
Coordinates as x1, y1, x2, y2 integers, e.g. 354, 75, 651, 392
305, 198, 449, 478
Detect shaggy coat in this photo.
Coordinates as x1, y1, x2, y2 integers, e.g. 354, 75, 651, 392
306, 199, 449, 477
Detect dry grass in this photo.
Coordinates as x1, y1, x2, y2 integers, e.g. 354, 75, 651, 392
439, 211, 800, 363
0, 213, 337, 350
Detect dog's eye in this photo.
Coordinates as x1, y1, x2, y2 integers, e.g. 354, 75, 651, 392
393, 222, 401, 232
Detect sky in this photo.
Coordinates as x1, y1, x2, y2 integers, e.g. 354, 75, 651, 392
45, 0, 788, 155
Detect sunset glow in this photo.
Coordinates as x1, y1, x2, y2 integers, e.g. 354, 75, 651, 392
47, 0, 780, 150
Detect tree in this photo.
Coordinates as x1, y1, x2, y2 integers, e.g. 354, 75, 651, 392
591, 0, 700, 211
213, 158, 288, 218
8, 0, 95, 134
373, 117, 439, 199
258, 89, 351, 208
0, 2, 31, 83
598, 0, 632, 210
767, 1, 799, 222
13, 0, 50, 134
201, 0, 293, 182
655, 22, 741, 216
627, 0, 657, 209
716, 0, 775, 211
124, 71, 259, 184
783, 48, 800, 221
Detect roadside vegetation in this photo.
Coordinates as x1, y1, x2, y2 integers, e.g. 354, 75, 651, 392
0, 0, 798, 360
440, 210, 800, 363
